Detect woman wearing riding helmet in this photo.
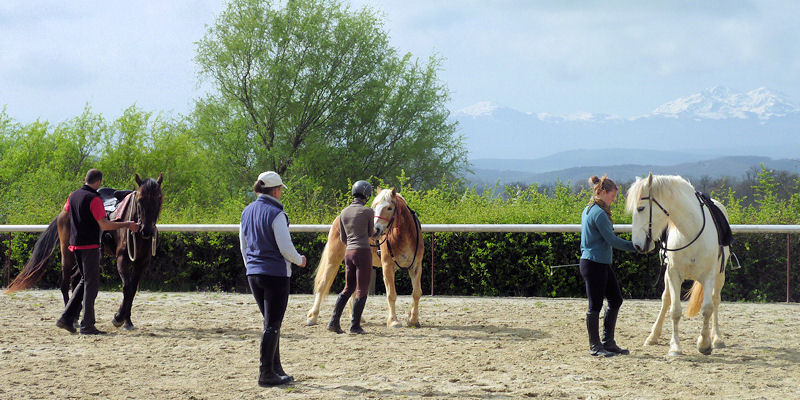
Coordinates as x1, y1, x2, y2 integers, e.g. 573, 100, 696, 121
327, 180, 375, 335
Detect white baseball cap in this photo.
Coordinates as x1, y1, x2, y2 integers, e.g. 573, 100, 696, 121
258, 171, 287, 189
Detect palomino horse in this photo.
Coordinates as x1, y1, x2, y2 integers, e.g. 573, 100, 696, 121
626, 174, 731, 356
306, 188, 424, 328
6, 173, 163, 330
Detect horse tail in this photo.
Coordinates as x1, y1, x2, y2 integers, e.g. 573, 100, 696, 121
5, 217, 60, 294
313, 219, 344, 298
684, 281, 704, 317
313, 241, 333, 298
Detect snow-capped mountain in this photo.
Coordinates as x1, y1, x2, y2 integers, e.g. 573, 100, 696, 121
454, 87, 800, 160
651, 86, 800, 120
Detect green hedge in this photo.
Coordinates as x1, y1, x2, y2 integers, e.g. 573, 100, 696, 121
2, 231, 798, 302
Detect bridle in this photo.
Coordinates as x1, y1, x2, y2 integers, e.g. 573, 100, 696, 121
372, 200, 420, 270
126, 190, 158, 262
640, 185, 707, 254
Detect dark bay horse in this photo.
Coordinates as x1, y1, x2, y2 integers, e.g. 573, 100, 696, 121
6, 173, 163, 330
306, 188, 424, 328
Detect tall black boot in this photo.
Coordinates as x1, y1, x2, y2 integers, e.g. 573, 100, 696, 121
273, 335, 294, 382
602, 306, 629, 355
258, 327, 291, 387
350, 296, 368, 334
587, 311, 615, 357
327, 294, 349, 334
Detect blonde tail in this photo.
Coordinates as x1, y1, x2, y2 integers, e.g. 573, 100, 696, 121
684, 281, 704, 317
313, 241, 333, 298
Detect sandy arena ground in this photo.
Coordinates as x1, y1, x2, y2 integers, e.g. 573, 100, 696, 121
1, 290, 799, 399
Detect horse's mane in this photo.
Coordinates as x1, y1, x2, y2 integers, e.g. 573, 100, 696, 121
625, 175, 695, 214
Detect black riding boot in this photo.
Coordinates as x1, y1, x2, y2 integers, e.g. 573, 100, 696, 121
602, 306, 629, 355
327, 294, 349, 334
273, 335, 294, 382
350, 296, 367, 334
258, 327, 291, 387
587, 311, 616, 357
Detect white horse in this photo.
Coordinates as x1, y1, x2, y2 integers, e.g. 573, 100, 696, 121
626, 174, 731, 356
306, 188, 424, 328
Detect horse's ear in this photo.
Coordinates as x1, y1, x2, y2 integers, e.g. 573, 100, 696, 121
134, 173, 143, 187
391, 187, 396, 196
156, 173, 163, 185
647, 172, 653, 187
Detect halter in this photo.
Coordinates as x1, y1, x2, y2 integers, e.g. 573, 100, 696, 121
371, 200, 421, 270
640, 186, 706, 254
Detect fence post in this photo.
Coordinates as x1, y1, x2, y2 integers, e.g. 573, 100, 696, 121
787, 234, 791, 303
430, 233, 435, 296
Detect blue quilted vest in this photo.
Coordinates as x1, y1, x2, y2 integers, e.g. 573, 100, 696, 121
240, 195, 289, 277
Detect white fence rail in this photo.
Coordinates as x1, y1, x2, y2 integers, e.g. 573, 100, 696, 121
3, 224, 800, 233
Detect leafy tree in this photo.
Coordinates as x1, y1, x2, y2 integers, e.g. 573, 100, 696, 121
193, 0, 467, 192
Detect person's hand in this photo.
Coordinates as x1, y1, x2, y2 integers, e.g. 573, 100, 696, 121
298, 255, 307, 268
129, 221, 140, 232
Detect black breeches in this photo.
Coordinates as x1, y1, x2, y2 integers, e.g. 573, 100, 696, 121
579, 259, 623, 313
248, 275, 290, 331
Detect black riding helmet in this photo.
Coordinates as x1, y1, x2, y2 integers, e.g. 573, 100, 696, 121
351, 180, 373, 199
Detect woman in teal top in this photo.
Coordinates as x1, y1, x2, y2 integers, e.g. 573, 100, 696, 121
580, 175, 636, 357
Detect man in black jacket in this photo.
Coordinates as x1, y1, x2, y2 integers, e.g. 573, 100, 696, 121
56, 169, 140, 335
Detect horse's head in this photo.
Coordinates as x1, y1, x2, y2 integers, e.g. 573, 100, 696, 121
372, 187, 398, 238
626, 173, 668, 254
134, 173, 163, 239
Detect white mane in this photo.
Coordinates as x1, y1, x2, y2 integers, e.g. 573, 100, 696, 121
372, 188, 394, 207
625, 175, 695, 214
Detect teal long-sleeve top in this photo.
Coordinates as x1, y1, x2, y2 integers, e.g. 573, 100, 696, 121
580, 203, 636, 264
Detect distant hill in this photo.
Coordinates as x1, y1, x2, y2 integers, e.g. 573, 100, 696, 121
466, 155, 800, 187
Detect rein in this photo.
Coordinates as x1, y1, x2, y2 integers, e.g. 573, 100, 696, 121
641, 190, 707, 253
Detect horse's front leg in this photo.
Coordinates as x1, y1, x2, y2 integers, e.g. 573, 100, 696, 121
666, 269, 684, 356
644, 280, 671, 346
382, 265, 401, 328
696, 278, 716, 355
112, 253, 129, 328
406, 264, 422, 328
711, 272, 726, 349
113, 254, 145, 331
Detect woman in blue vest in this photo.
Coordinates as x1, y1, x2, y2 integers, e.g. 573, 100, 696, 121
240, 171, 306, 387
580, 175, 636, 357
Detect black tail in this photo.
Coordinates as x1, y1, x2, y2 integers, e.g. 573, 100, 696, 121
5, 217, 60, 294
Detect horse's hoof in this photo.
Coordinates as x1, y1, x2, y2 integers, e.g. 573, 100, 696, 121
407, 321, 421, 328
643, 338, 657, 346
698, 346, 712, 356
668, 351, 682, 357
112, 316, 124, 328
712, 340, 726, 349
123, 322, 136, 331
306, 315, 318, 326
388, 320, 402, 328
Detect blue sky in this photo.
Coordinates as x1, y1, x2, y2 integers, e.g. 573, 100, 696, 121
2, 0, 799, 123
